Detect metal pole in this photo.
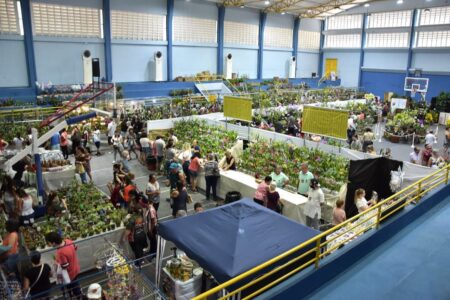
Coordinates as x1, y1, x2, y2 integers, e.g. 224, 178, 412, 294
32, 128, 45, 204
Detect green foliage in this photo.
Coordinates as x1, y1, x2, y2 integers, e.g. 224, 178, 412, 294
240, 138, 349, 191
169, 89, 194, 97
436, 91, 450, 113
173, 119, 238, 157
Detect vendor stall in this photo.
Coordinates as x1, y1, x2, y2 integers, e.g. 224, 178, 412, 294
197, 170, 308, 224
156, 199, 320, 299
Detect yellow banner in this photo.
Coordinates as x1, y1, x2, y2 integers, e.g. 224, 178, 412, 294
302, 106, 348, 140
223, 96, 252, 122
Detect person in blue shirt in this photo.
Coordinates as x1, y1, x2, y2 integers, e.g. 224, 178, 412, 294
50, 132, 60, 151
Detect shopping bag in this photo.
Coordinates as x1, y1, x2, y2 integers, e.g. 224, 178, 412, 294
56, 264, 71, 284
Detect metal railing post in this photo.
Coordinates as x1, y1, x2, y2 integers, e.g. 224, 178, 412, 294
416, 182, 422, 202
376, 205, 382, 229
314, 239, 321, 269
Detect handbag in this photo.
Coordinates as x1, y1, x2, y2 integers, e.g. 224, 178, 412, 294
25, 264, 44, 299
75, 162, 85, 174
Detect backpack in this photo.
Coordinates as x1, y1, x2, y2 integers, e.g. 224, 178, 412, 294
133, 222, 148, 248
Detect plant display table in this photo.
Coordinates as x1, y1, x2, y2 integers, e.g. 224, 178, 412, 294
23, 165, 76, 191
198, 170, 308, 224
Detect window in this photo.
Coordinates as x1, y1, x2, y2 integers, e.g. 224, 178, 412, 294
0, 0, 19, 34
224, 21, 258, 46
298, 30, 321, 50
367, 10, 412, 28
111, 10, 165, 41
173, 16, 216, 43
324, 34, 361, 48
327, 14, 362, 30
419, 6, 450, 26
416, 30, 450, 47
264, 26, 292, 48
366, 32, 409, 48
32, 3, 101, 38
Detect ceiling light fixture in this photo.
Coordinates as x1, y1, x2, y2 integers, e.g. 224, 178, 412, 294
396, 0, 403, 4
264, 0, 270, 5
364, 3, 370, 6
281, 11, 286, 15
240, 4, 245, 8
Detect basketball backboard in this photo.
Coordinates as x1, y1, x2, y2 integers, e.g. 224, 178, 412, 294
404, 77, 429, 93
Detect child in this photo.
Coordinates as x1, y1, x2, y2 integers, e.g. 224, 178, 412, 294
332, 199, 346, 225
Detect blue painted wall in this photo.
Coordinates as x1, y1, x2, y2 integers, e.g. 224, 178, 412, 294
223, 8, 260, 79
323, 50, 360, 87
361, 70, 405, 96
412, 52, 450, 73
111, 43, 167, 82
263, 50, 292, 78
172, 46, 217, 77
364, 50, 408, 71
0, 37, 29, 87
34, 38, 105, 84
297, 51, 320, 78
223, 47, 258, 79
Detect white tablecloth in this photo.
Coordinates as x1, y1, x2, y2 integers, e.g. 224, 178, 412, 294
198, 170, 308, 224
23, 166, 76, 191
40, 228, 125, 275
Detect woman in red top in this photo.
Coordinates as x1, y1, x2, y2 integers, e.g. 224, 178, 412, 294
120, 176, 135, 208
254, 176, 272, 206
188, 152, 202, 192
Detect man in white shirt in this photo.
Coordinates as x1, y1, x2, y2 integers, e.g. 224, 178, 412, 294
425, 130, 436, 145
409, 147, 420, 164
139, 132, 151, 164
107, 120, 116, 145
92, 128, 102, 155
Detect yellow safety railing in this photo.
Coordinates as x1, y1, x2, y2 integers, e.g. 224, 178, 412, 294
193, 164, 450, 300
0, 106, 61, 120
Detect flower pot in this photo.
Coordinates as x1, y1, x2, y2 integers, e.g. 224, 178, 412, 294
390, 135, 400, 143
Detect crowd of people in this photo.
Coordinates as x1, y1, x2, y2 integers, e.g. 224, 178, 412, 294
0, 107, 448, 299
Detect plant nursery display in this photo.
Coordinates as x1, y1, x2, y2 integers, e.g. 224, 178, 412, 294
384, 109, 430, 142
240, 138, 349, 191
20, 181, 127, 250
172, 120, 348, 191
173, 119, 238, 157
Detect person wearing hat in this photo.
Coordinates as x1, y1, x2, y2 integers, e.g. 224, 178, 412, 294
169, 162, 186, 191
86, 283, 107, 300
304, 178, 324, 230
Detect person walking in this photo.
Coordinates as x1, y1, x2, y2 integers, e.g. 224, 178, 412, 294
92, 127, 102, 156
75, 147, 88, 184
23, 251, 52, 300
188, 152, 201, 193
45, 232, 81, 299
144, 199, 158, 256
146, 174, 160, 211
2, 219, 20, 280
81, 148, 93, 183
71, 127, 81, 154
154, 136, 165, 174
170, 181, 188, 218
111, 132, 123, 163
425, 130, 436, 145
304, 179, 324, 230
203, 153, 220, 201
60, 129, 69, 159
16, 188, 35, 226
126, 129, 139, 160
0, 176, 17, 219
50, 131, 61, 151
362, 128, 375, 153
107, 119, 116, 145
123, 215, 147, 265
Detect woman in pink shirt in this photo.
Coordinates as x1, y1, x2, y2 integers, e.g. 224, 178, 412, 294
332, 199, 347, 225
254, 176, 272, 206
188, 152, 202, 192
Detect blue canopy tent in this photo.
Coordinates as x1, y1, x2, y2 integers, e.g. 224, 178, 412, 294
156, 198, 320, 294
